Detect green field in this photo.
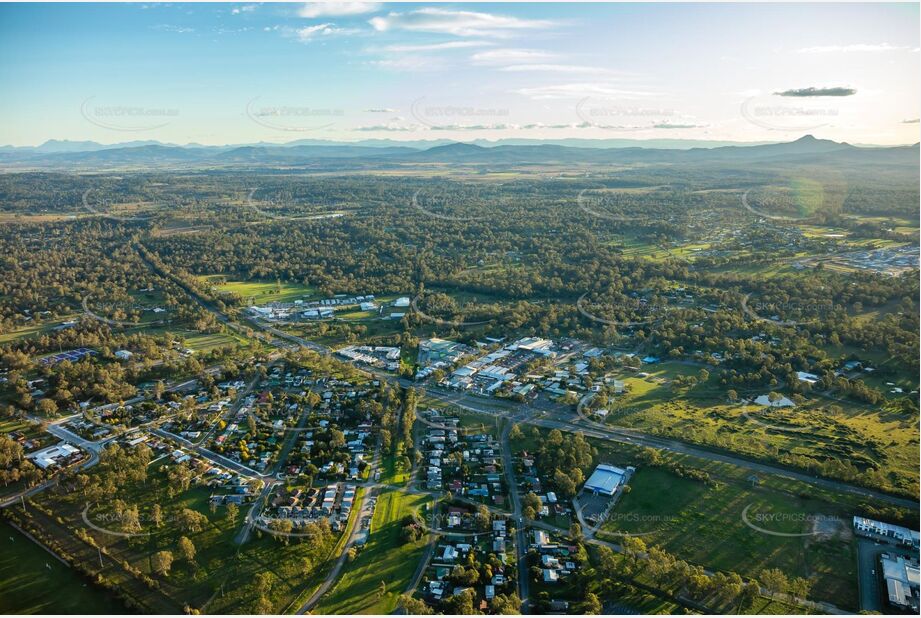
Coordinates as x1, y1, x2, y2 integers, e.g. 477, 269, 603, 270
315, 489, 430, 614
598, 457, 858, 608
594, 361, 919, 498
201, 275, 316, 304
0, 521, 128, 614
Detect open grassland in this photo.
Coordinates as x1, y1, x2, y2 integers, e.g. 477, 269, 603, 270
201, 275, 315, 304
0, 520, 127, 614
601, 465, 858, 609
596, 363, 918, 497
315, 489, 430, 614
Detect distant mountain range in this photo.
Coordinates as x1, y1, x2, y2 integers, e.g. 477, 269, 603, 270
0, 137, 782, 154
0, 135, 917, 170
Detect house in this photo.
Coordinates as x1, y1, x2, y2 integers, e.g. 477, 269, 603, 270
533, 530, 550, 547
27, 443, 79, 469
114, 350, 133, 360
543, 569, 559, 583
796, 371, 819, 385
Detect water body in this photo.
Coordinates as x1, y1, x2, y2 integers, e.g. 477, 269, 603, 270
0, 520, 128, 614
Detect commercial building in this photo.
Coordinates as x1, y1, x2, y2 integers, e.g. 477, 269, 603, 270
880, 553, 920, 612
583, 464, 627, 496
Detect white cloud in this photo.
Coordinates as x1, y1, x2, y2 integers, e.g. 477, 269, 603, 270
153, 24, 195, 34
798, 43, 913, 53
354, 122, 418, 132
364, 108, 396, 113
514, 83, 654, 100
369, 8, 554, 38
471, 48, 556, 65
379, 40, 491, 53
369, 56, 445, 71
499, 64, 625, 76
231, 4, 258, 16
299, 2, 381, 18
296, 23, 359, 41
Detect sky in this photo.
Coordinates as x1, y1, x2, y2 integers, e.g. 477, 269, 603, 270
0, 1, 919, 146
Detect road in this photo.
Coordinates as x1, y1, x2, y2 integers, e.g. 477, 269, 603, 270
415, 386, 919, 510
127, 245, 919, 614
499, 413, 530, 611
296, 442, 382, 614
235, 480, 277, 545
856, 538, 885, 612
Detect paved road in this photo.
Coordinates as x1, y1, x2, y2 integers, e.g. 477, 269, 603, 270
416, 386, 919, 510
856, 538, 885, 612
235, 480, 277, 545
499, 414, 530, 611
135, 244, 918, 510
295, 442, 382, 614
405, 499, 438, 596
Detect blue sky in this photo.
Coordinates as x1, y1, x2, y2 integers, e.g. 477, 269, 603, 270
1, 2, 918, 146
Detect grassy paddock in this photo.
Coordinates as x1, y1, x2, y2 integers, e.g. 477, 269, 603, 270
315, 489, 430, 614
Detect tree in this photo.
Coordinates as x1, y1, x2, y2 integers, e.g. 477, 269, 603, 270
226, 502, 239, 524
476, 504, 491, 531
269, 518, 294, 544
759, 568, 788, 599
36, 398, 58, 417
151, 550, 173, 576
253, 596, 273, 615
150, 504, 163, 528
509, 424, 523, 440
738, 580, 761, 612
442, 588, 476, 615
789, 576, 813, 600
582, 592, 602, 615
569, 522, 583, 541
178, 536, 196, 563
176, 508, 208, 533
622, 536, 647, 570
254, 572, 274, 597
491, 593, 522, 614
400, 594, 433, 615
553, 468, 577, 498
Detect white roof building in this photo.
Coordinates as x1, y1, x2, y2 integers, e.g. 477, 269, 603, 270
881, 554, 920, 612
27, 443, 79, 469
583, 464, 627, 496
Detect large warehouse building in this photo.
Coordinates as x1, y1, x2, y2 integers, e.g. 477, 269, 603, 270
583, 464, 628, 496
